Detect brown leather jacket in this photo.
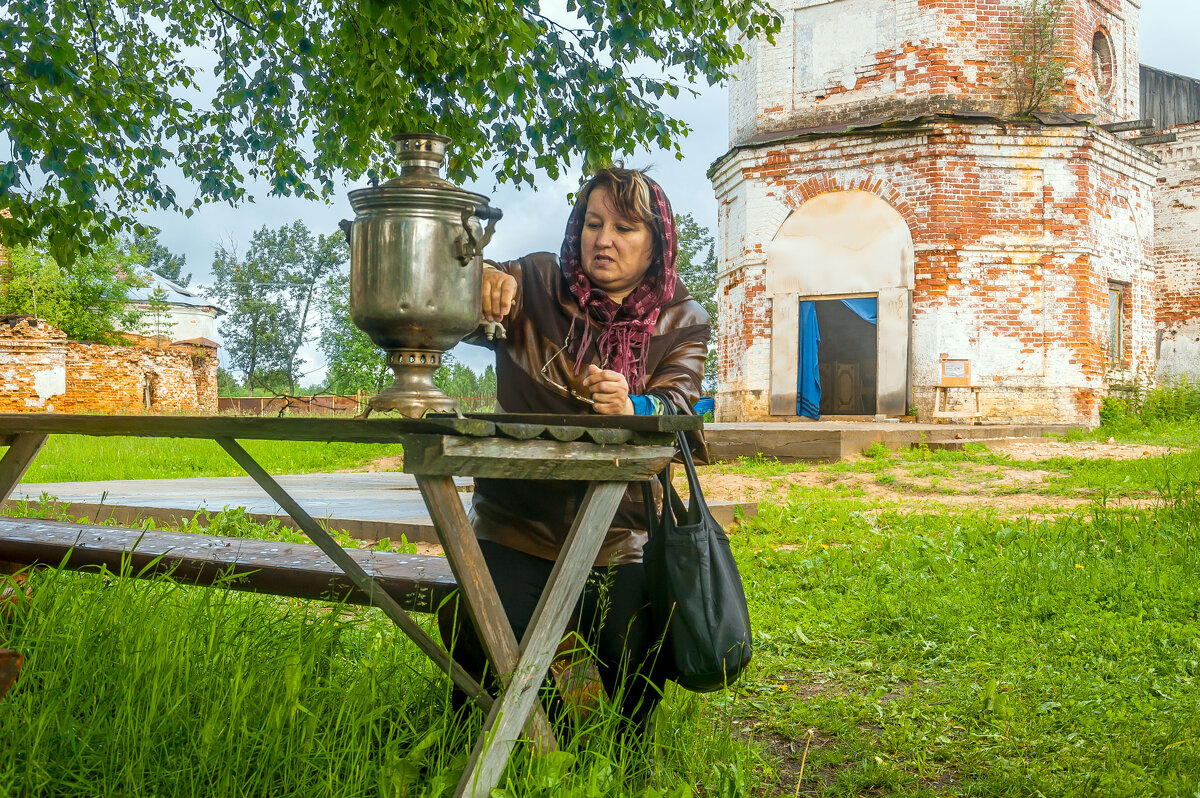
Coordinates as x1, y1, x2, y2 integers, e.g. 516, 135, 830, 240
466, 252, 710, 566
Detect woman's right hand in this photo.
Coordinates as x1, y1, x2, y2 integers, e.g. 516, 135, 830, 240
482, 267, 517, 322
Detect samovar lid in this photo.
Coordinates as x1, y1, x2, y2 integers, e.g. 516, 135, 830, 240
349, 133, 489, 213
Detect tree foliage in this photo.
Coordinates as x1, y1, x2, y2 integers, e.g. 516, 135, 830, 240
675, 213, 718, 393
0, 239, 143, 342
318, 275, 389, 395
126, 230, 190, 286
211, 220, 346, 393
0, 0, 779, 264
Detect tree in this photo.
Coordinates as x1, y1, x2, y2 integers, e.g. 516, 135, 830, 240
0, 238, 143, 342
210, 239, 289, 393
0, 0, 779, 265
211, 221, 346, 394
127, 231, 190, 286
675, 213, 718, 393
1003, 0, 1068, 116
318, 275, 389, 394
141, 284, 172, 347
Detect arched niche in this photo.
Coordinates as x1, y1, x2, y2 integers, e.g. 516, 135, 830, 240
766, 190, 915, 418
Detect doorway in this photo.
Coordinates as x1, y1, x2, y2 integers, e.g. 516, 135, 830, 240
797, 297, 878, 419
816, 299, 877, 415
766, 190, 914, 419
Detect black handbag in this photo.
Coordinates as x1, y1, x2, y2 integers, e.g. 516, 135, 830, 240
642, 423, 753, 692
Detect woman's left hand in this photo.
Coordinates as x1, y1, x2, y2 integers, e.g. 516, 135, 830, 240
583, 365, 634, 415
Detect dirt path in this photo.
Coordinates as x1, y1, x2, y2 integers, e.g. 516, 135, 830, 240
694, 438, 1175, 516
345, 438, 1176, 517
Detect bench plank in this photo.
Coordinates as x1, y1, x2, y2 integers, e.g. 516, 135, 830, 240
0, 518, 457, 613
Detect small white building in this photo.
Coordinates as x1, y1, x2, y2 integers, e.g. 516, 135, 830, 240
124, 272, 225, 345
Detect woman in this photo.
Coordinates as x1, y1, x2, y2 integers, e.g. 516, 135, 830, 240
442, 166, 709, 732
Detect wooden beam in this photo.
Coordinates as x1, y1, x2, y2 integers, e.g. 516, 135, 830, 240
447, 412, 703, 432
417, 476, 557, 753
215, 437, 494, 712
0, 414, 493, 442
401, 435, 675, 480
0, 434, 47, 504
1100, 118, 1157, 133
1129, 133, 1178, 146
0, 518, 456, 612
454, 481, 627, 798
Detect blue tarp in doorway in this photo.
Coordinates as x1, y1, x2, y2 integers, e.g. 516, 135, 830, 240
796, 297, 879, 419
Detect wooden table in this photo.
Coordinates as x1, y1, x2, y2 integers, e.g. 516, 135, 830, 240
0, 412, 699, 798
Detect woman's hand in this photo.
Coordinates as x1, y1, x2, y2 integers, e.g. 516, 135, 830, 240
481, 267, 517, 322
583, 365, 634, 415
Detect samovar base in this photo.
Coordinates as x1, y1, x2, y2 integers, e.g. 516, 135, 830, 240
367, 349, 458, 419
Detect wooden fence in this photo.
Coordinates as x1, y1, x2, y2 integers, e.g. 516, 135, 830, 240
218, 392, 496, 416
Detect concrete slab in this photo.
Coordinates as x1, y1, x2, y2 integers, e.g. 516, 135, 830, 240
7, 473, 474, 545
705, 421, 1081, 463
6, 472, 757, 543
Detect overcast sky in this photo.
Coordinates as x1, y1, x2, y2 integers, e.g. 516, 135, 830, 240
141, 1, 1200, 382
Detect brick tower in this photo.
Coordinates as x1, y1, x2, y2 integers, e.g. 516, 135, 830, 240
711, 0, 1157, 424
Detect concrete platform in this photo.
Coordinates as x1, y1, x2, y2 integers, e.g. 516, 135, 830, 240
5, 472, 756, 544
704, 420, 1081, 463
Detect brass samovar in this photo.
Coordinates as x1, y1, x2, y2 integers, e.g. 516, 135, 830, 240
342, 133, 502, 417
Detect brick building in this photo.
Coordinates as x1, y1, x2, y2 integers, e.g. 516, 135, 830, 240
1143, 67, 1200, 381
711, 0, 1161, 424
0, 316, 218, 414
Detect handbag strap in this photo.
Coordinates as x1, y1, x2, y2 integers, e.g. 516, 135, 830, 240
643, 393, 710, 525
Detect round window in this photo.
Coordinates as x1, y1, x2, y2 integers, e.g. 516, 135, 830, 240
1092, 31, 1115, 98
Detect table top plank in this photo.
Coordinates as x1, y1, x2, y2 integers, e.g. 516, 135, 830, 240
401, 436, 675, 480
434, 412, 703, 433
0, 414, 496, 442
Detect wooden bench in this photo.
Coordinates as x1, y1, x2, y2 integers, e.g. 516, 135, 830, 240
0, 517, 456, 614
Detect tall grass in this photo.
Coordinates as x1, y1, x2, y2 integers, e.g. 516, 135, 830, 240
21, 435, 404, 483
0, 564, 759, 796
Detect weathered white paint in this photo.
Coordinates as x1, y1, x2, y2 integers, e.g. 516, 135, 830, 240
793, 0, 898, 95
767, 190, 915, 296
764, 190, 915, 416
1150, 124, 1200, 381
769, 294, 800, 414
876, 285, 910, 416
33, 367, 66, 400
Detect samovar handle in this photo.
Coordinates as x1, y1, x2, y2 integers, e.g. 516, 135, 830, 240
455, 204, 504, 266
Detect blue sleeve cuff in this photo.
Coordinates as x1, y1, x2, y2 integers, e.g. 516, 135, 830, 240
629, 394, 665, 416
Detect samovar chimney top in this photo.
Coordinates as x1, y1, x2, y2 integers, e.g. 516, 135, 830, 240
392, 133, 450, 179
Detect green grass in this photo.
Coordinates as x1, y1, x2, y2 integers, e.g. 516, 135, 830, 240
730, 474, 1200, 795
20, 435, 403, 482
4, 425, 1200, 795
0, 567, 760, 797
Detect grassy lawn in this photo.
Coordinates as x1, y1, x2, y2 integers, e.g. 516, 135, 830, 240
1, 417, 1198, 795
19, 434, 404, 483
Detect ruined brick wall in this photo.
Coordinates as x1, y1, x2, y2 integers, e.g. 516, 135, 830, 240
711, 121, 1157, 424
0, 318, 218, 413
0, 318, 67, 412
1150, 123, 1200, 380
731, 0, 1138, 143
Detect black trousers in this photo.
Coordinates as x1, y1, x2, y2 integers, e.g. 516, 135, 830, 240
438, 539, 665, 730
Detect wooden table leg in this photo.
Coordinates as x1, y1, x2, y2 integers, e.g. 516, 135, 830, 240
0, 434, 47, 503
454, 480, 627, 798
214, 438, 493, 712
416, 475, 557, 753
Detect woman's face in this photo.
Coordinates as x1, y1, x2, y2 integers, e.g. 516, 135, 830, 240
580, 185, 655, 303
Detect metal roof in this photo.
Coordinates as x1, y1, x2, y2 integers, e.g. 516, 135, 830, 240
126, 272, 226, 315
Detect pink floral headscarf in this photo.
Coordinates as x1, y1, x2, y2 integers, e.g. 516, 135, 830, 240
558, 171, 678, 394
